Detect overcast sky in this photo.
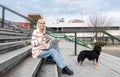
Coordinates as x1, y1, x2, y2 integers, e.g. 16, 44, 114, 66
0, 0, 120, 24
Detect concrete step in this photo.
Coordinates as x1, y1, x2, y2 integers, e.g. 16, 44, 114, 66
0, 45, 31, 76
0, 41, 27, 54
37, 64, 58, 77
3, 56, 42, 77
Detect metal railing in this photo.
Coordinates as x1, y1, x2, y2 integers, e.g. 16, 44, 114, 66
46, 30, 91, 55
0, 4, 36, 28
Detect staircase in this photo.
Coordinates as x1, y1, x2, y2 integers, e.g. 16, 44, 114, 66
46, 30, 91, 48
0, 23, 59, 77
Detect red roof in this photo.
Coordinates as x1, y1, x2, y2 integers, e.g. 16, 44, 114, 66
69, 19, 85, 23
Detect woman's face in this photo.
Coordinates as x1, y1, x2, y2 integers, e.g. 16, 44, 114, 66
38, 20, 45, 30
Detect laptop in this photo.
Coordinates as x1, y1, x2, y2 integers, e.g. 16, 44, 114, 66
48, 39, 59, 49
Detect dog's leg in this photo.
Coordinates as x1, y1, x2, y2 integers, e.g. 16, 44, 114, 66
95, 62, 99, 66
93, 59, 96, 65
96, 58, 99, 66
93, 59, 99, 66
80, 61, 83, 66
80, 62, 82, 66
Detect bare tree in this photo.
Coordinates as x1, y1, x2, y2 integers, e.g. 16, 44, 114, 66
87, 13, 113, 42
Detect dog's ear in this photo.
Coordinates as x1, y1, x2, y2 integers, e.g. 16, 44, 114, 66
94, 45, 97, 48
94, 45, 101, 48
93, 45, 102, 51
94, 45, 99, 48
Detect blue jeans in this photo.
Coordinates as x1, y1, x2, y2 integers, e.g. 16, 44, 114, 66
37, 43, 66, 69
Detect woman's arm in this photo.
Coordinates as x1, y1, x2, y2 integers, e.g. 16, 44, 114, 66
31, 31, 50, 49
31, 34, 41, 47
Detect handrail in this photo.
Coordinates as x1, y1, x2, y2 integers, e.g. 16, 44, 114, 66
103, 31, 120, 42
0, 4, 36, 28
46, 30, 91, 48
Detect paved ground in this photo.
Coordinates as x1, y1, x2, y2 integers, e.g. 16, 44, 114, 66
102, 45, 120, 57
59, 39, 120, 77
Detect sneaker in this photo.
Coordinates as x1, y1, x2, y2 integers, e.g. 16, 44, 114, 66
62, 66, 74, 75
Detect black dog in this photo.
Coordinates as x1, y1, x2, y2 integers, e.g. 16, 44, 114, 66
77, 45, 102, 66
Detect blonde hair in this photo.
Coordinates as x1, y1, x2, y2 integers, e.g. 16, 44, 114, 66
36, 18, 46, 33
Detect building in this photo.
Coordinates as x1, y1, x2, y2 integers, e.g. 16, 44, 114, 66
69, 19, 85, 23
14, 21, 29, 28
14, 14, 43, 29
27, 13, 43, 28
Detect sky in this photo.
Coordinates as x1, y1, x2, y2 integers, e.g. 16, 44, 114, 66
0, 0, 120, 24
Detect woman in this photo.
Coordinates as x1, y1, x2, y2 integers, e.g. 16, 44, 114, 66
31, 18, 73, 75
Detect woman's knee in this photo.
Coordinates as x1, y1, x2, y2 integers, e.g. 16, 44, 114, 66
50, 48, 57, 53
50, 48, 56, 52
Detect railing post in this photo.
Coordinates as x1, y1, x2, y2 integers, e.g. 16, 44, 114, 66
1, 7, 5, 28
74, 32, 77, 55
